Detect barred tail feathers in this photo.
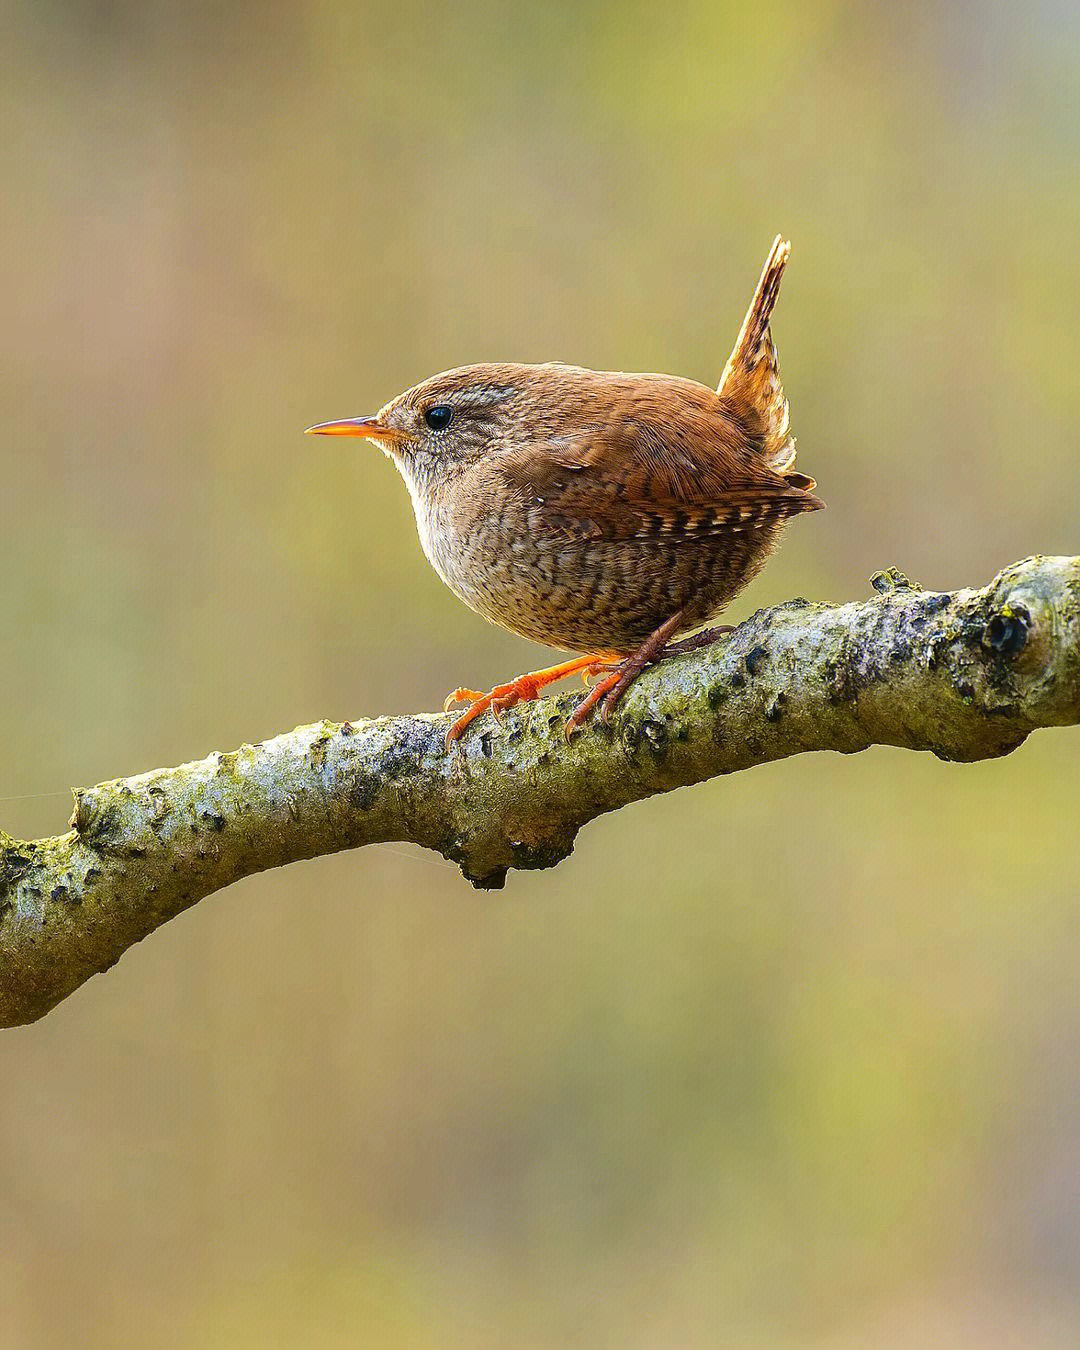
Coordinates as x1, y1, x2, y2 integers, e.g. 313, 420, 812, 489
718, 235, 802, 480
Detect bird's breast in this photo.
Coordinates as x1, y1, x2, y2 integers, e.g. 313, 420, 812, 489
393, 454, 788, 654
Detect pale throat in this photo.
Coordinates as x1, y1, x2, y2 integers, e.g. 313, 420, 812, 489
395, 451, 452, 577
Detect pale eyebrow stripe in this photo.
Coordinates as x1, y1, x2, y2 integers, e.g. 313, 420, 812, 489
451, 385, 514, 409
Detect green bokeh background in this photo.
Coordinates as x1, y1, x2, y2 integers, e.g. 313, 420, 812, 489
3, 2, 1080, 1344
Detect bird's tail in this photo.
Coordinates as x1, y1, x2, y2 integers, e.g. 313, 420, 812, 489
718, 236, 813, 489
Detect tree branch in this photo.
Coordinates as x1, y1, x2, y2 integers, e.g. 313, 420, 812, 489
2, 555, 1078, 1026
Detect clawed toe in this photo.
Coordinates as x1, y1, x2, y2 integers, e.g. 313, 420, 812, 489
661, 624, 734, 658
581, 660, 620, 685
443, 654, 612, 748
444, 687, 486, 713
563, 670, 622, 740
563, 611, 694, 738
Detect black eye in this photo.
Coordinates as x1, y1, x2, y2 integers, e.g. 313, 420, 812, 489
424, 404, 453, 432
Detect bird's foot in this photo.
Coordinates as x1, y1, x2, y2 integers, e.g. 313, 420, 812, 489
564, 619, 734, 740
444, 654, 615, 749
444, 623, 736, 748
660, 624, 734, 657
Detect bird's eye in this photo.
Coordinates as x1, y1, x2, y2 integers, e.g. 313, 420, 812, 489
424, 404, 453, 432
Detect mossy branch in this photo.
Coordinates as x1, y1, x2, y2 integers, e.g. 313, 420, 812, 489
2, 554, 1079, 1027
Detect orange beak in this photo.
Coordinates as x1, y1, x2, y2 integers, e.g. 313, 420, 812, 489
305, 416, 386, 438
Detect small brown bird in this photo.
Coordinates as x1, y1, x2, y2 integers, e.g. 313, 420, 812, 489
308, 236, 822, 745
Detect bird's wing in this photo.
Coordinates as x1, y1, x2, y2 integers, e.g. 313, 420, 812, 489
496, 399, 822, 544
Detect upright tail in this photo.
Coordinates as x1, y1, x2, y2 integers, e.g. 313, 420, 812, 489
718, 236, 813, 489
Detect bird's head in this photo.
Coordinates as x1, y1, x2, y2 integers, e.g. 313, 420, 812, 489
306, 363, 551, 481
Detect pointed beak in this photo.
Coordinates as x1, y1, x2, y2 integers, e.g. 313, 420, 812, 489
305, 416, 386, 438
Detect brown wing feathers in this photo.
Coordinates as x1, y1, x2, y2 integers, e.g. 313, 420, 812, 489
501, 404, 817, 544
499, 236, 821, 543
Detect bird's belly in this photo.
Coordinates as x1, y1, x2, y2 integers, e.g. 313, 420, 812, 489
424, 512, 781, 654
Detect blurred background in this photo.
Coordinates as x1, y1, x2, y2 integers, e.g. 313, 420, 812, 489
3, 1, 1080, 1344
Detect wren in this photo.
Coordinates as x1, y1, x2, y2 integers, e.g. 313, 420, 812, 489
308, 236, 823, 745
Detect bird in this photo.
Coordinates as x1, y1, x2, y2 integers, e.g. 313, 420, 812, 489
307, 236, 823, 747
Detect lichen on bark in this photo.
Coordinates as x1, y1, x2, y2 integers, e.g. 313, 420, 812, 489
2, 554, 1078, 1027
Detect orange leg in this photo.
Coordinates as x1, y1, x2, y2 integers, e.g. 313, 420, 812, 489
444, 654, 618, 748
562, 612, 737, 740
564, 611, 689, 741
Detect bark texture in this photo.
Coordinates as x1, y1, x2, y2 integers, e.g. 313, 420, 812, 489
2, 555, 1078, 1027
